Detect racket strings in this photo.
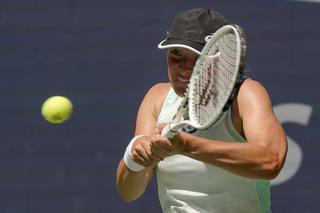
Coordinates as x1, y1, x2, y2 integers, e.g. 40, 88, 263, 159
191, 31, 239, 126
219, 34, 238, 91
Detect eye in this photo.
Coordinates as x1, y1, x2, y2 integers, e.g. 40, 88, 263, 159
169, 49, 182, 59
171, 48, 182, 56
193, 56, 199, 64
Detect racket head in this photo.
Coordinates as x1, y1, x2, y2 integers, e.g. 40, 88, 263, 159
188, 24, 247, 129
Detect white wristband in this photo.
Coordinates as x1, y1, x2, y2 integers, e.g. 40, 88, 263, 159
123, 135, 145, 172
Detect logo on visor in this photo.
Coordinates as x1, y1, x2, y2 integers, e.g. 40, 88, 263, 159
204, 34, 213, 43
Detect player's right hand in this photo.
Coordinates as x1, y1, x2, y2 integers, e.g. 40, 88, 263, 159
130, 135, 162, 168
130, 130, 175, 168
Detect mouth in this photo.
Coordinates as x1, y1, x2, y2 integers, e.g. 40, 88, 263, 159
176, 76, 190, 83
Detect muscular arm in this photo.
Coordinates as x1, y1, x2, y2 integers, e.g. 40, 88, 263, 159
173, 80, 288, 179
116, 83, 170, 202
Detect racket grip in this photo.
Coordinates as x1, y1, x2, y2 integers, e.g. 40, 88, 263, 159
161, 124, 177, 138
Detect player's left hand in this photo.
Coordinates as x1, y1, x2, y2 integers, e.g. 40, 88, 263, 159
150, 127, 175, 159
156, 123, 186, 156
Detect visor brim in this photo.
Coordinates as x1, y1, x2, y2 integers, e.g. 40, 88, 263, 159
158, 39, 203, 55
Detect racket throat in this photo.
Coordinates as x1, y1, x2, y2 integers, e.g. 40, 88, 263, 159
161, 121, 193, 138
168, 121, 192, 133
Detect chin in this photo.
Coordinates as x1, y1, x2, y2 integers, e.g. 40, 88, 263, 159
173, 86, 187, 97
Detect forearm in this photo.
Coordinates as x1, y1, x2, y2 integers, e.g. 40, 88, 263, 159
116, 160, 153, 202
178, 132, 282, 179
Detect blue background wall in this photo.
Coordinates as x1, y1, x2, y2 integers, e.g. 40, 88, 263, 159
0, 0, 319, 212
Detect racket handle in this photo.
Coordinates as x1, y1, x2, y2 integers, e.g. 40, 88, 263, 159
161, 124, 177, 138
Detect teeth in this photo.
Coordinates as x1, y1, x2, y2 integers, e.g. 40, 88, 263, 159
177, 76, 189, 83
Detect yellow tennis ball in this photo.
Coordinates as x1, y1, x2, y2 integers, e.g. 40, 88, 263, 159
41, 96, 73, 124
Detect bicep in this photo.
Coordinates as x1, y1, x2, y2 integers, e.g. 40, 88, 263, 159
135, 97, 157, 136
239, 81, 287, 158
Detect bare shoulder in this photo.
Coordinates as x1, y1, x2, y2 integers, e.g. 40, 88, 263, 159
237, 79, 273, 116
144, 83, 171, 104
141, 82, 171, 116
240, 79, 268, 94
239, 79, 271, 101
147, 82, 171, 97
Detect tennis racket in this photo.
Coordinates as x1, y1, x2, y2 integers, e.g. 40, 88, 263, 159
161, 24, 247, 138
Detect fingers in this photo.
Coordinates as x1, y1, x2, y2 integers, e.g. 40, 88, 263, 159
130, 134, 175, 168
131, 137, 162, 168
156, 123, 167, 133
132, 146, 159, 167
150, 134, 175, 160
151, 135, 174, 152
154, 123, 167, 135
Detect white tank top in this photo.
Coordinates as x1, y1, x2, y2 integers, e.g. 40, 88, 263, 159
156, 88, 271, 213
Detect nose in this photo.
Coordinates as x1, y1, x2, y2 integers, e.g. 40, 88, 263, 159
179, 59, 194, 75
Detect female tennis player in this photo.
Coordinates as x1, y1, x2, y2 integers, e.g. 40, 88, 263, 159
116, 8, 287, 213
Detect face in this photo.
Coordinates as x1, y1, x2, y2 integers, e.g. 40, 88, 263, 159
167, 48, 199, 96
